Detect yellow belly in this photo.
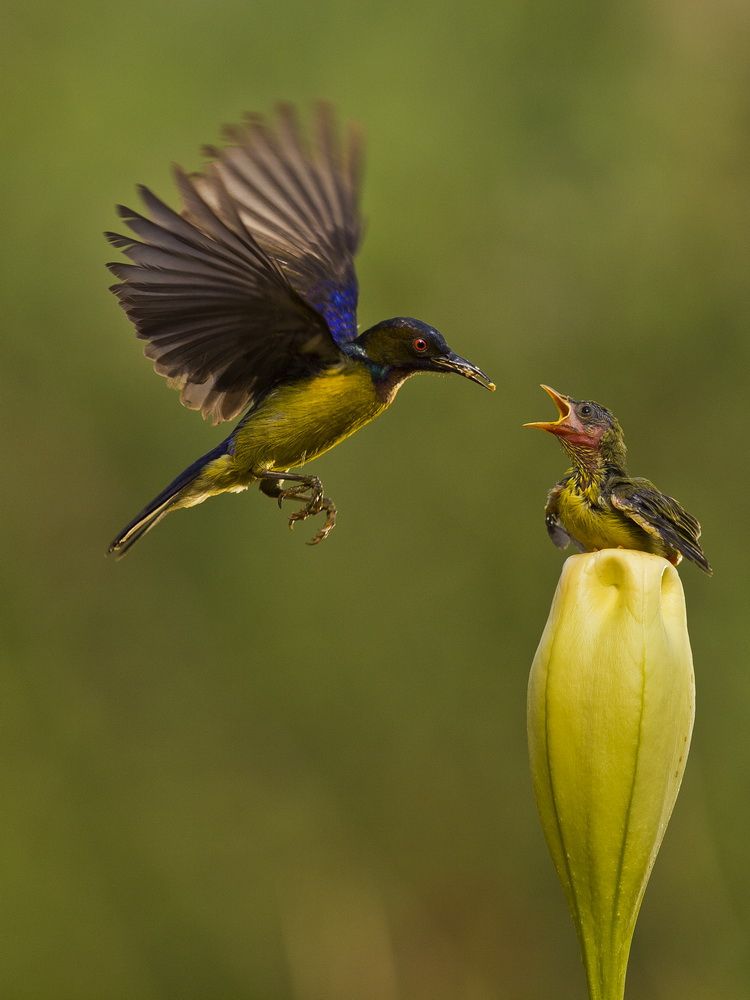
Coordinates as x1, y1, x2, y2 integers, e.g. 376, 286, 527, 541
559, 488, 656, 554
180, 364, 392, 505
233, 365, 390, 472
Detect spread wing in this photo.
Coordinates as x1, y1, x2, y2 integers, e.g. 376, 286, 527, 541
190, 102, 364, 345
106, 104, 363, 424
610, 478, 712, 574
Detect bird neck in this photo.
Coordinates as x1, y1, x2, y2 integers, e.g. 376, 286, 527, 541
565, 445, 626, 491
562, 423, 628, 489
370, 365, 413, 403
567, 452, 604, 491
341, 344, 411, 403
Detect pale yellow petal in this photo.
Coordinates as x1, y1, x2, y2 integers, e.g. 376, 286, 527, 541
528, 549, 695, 1000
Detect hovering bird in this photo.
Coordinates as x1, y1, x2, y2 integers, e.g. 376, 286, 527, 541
106, 104, 494, 557
524, 385, 711, 573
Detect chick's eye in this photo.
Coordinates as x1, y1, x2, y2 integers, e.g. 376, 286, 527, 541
413, 337, 428, 353
580, 405, 592, 417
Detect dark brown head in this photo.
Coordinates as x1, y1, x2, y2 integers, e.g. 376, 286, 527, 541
354, 318, 495, 392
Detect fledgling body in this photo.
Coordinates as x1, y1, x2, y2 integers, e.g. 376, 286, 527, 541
525, 385, 711, 574
107, 105, 494, 557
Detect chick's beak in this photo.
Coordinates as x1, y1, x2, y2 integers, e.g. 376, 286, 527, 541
523, 384, 572, 434
431, 352, 496, 391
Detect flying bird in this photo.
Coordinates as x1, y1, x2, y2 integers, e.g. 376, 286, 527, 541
107, 104, 494, 557
524, 385, 711, 573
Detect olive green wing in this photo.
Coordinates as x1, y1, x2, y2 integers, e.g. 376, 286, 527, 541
610, 478, 712, 574
545, 474, 585, 552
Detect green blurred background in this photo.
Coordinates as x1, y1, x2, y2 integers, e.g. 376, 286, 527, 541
2, 1, 749, 997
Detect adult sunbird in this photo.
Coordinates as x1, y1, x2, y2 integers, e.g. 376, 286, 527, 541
106, 104, 494, 557
525, 385, 711, 574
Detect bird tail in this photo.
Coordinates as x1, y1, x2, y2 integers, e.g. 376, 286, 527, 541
108, 438, 231, 559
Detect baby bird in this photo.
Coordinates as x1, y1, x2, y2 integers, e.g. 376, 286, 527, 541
106, 104, 494, 556
525, 385, 711, 573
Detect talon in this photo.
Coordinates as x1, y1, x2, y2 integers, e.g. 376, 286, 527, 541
277, 481, 315, 508
288, 504, 312, 525
269, 473, 335, 544
304, 477, 323, 507
306, 498, 337, 545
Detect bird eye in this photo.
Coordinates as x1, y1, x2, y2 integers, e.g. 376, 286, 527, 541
580, 404, 592, 417
413, 337, 428, 353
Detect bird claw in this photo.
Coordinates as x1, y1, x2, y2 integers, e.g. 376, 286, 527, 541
276, 476, 322, 509
274, 476, 336, 544
305, 500, 337, 545
287, 493, 337, 545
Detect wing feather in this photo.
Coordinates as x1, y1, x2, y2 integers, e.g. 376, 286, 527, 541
610, 478, 712, 574
108, 180, 337, 424
191, 102, 363, 342
107, 104, 364, 423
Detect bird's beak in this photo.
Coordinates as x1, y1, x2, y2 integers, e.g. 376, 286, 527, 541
431, 352, 496, 391
523, 384, 573, 435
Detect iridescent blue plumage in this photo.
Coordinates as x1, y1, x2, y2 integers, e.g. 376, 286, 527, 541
313, 281, 359, 344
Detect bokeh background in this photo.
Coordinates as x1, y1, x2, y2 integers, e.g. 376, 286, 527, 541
3, 1, 749, 997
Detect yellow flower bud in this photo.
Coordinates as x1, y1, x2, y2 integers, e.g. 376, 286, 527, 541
528, 550, 695, 1000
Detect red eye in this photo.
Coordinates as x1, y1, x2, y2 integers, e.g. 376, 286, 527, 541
413, 337, 428, 353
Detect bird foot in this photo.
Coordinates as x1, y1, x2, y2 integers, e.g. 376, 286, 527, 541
275, 477, 337, 544
276, 476, 323, 509
299, 496, 337, 546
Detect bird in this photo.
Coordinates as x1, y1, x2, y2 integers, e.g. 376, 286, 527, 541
524, 384, 712, 574
106, 103, 495, 557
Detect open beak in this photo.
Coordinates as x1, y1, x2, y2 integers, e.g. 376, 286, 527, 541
431, 352, 496, 392
523, 384, 572, 434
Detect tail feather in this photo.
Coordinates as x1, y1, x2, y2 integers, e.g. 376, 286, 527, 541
108, 438, 231, 558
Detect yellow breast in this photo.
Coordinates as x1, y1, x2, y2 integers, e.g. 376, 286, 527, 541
559, 483, 647, 553
232, 363, 392, 474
